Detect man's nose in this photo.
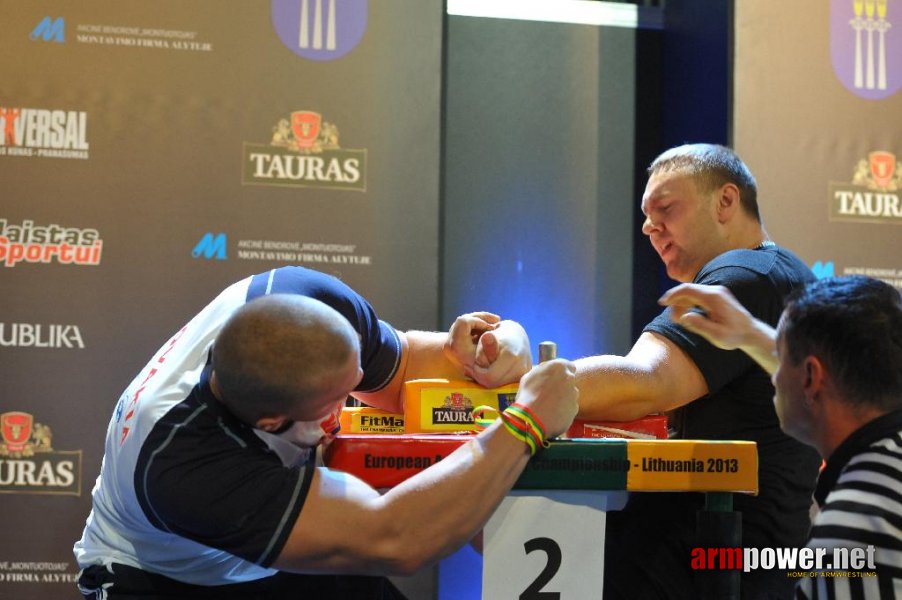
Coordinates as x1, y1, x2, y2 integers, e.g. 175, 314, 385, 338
641, 216, 657, 236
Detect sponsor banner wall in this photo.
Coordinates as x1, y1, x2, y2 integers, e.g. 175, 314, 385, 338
734, 1, 902, 289
0, 1, 441, 597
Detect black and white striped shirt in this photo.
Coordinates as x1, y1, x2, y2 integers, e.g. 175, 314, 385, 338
797, 409, 902, 599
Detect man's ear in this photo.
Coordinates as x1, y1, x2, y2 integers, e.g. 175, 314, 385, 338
716, 183, 741, 223
802, 356, 826, 405
256, 415, 288, 432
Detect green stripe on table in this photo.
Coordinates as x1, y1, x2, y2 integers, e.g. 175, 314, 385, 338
515, 439, 629, 489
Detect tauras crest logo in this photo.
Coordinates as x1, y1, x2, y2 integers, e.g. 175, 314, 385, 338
852, 151, 901, 190
432, 392, 474, 425
0, 411, 82, 495
829, 150, 902, 223
242, 110, 367, 191
1, 412, 51, 457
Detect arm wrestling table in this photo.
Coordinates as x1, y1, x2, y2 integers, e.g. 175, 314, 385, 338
324, 434, 757, 599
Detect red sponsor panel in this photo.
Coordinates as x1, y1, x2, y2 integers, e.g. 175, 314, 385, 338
564, 414, 669, 440
323, 434, 471, 488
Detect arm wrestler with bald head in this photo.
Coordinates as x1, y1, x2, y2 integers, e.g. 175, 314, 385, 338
74, 266, 578, 599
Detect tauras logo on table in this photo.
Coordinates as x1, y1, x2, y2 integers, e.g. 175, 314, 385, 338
432, 392, 474, 425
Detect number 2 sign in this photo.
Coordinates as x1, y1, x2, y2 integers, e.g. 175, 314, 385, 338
482, 490, 625, 599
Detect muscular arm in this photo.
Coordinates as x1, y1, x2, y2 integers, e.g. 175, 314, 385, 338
574, 332, 709, 421
275, 421, 529, 575
273, 359, 578, 576
353, 319, 532, 414
351, 330, 465, 414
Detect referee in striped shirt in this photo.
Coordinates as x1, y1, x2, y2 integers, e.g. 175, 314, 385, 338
660, 275, 901, 599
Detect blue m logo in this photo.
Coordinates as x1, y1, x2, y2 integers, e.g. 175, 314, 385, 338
811, 261, 835, 279
30, 17, 65, 43
192, 233, 227, 260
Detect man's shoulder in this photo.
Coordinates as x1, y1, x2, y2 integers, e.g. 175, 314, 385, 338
693, 246, 814, 323
703, 247, 774, 273
256, 267, 367, 310
696, 246, 813, 286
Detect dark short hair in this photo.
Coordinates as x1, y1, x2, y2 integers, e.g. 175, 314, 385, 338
212, 295, 358, 424
649, 143, 760, 222
780, 276, 902, 412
